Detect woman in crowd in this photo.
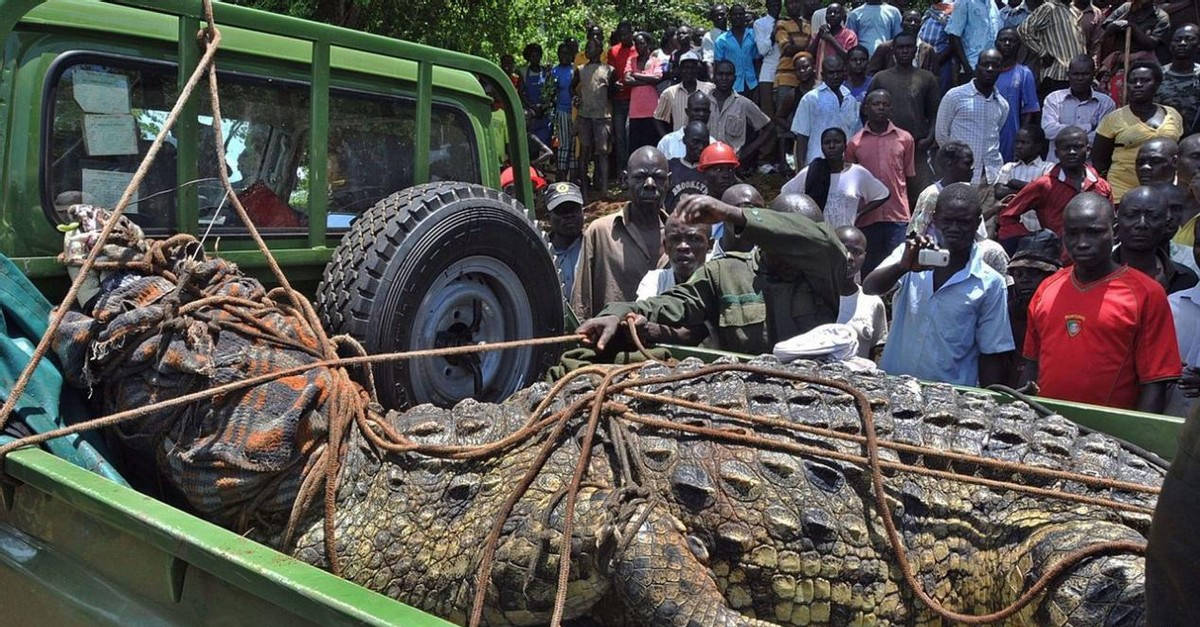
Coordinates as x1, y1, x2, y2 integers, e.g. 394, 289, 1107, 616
624, 32, 667, 150
780, 127, 889, 227
1093, 61, 1184, 201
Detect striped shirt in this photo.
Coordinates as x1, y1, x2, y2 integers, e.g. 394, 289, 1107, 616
1017, 1, 1085, 82
935, 80, 1010, 183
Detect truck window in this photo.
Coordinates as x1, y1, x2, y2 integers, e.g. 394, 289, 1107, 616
196, 75, 311, 232
429, 106, 480, 185
325, 90, 480, 230
326, 89, 415, 227
45, 58, 180, 231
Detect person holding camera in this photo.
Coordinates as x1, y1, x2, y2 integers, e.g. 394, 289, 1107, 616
863, 182, 1015, 386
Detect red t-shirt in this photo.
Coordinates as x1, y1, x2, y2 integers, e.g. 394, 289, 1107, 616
1024, 266, 1181, 409
608, 43, 636, 101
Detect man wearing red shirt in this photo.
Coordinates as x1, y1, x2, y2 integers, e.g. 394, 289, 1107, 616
847, 89, 915, 241
608, 21, 637, 167
1022, 192, 1181, 412
997, 126, 1111, 252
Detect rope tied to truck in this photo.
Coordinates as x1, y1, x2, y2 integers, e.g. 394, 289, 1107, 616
0, 2, 1159, 625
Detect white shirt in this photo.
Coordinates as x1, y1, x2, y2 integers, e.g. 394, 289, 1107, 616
994, 156, 1053, 188
935, 80, 1009, 183
1167, 282, 1200, 417
636, 268, 677, 300
790, 83, 863, 166
702, 27, 727, 62
838, 287, 889, 358
754, 14, 781, 82
1172, 241, 1200, 275
780, 163, 889, 227
656, 129, 716, 160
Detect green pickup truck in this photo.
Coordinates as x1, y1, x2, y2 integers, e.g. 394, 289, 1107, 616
0, 1, 1184, 625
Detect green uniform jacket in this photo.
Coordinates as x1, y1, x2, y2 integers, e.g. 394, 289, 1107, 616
600, 209, 851, 355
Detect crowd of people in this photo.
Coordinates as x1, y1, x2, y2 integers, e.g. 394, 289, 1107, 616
501, 0, 1200, 418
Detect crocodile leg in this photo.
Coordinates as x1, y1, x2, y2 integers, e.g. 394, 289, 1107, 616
611, 502, 779, 627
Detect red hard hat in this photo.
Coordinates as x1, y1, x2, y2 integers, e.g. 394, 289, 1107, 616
698, 142, 739, 171
500, 166, 547, 190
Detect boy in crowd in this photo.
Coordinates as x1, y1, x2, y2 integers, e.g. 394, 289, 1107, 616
993, 124, 1053, 201
998, 126, 1112, 250
666, 121, 712, 211
835, 225, 888, 359
551, 42, 577, 180
574, 39, 613, 194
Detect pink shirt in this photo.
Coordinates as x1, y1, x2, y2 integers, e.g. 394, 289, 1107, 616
815, 27, 858, 65
625, 54, 664, 119
846, 122, 915, 226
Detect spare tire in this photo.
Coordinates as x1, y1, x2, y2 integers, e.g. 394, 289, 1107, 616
316, 182, 564, 409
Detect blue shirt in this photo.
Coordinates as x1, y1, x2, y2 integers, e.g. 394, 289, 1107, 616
848, 3, 904, 56
945, 0, 1001, 69
554, 237, 583, 296
995, 64, 1040, 162
551, 64, 575, 112
999, 2, 1030, 29
714, 29, 760, 92
919, 5, 952, 53
790, 83, 863, 166
879, 242, 1015, 385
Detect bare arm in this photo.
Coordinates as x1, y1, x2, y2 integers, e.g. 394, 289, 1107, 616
794, 135, 809, 169
858, 194, 889, 215
1092, 134, 1115, 175
949, 34, 970, 75
1136, 380, 1170, 414
863, 236, 923, 295
1019, 358, 1039, 387
978, 352, 1011, 387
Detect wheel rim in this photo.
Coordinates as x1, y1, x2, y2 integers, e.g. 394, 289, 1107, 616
408, 255, 535, 406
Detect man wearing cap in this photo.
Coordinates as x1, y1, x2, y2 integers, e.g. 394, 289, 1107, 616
653, 51, 715, 135
576, 193, 851, 355
657, 91, 718, 159
1004, 231, 1063, 386
545, 182, 585, 296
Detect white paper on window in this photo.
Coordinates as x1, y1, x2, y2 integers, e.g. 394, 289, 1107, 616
83, 114, 138, 156
73, 70, 131, 114
82, 168, 139, 213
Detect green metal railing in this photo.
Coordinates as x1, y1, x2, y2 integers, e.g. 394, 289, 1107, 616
0, 0, 535, 230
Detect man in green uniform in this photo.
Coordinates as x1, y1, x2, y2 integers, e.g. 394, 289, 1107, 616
577, 193, 851, 354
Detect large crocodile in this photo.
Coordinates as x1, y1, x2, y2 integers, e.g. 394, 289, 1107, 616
47, 210, 1161, 626
290, 357, 1160, 626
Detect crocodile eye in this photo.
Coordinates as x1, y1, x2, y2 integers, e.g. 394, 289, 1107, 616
671, 463, 716, 510
803, 459, 845, 494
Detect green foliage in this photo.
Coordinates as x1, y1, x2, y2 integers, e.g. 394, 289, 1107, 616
225, 0, 756, 61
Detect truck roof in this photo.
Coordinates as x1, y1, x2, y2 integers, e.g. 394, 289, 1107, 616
20, 0, 490, 100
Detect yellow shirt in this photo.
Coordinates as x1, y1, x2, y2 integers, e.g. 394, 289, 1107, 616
1096, 105, 1183, 201
574, 50, 607, 67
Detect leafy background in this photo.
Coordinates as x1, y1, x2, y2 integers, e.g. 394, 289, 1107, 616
227, 0, 751, 60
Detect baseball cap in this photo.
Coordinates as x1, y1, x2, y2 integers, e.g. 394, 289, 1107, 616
679, 51, 702, 64
500, 165, 547, 190
1008, 230, 1063, 273
545, 181, 584, 212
